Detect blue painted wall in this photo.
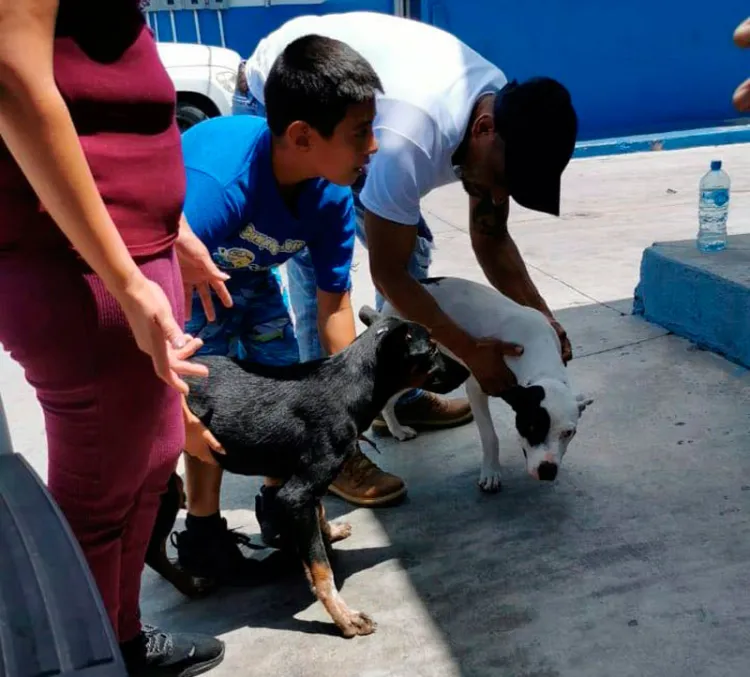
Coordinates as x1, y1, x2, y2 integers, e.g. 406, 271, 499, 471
151, 0, 750, 141
413, 0, 750, 140
150, 0, 392, 64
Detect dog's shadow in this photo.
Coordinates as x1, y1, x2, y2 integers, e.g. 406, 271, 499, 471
148, 427, 575, 641
145, 514, 397, 638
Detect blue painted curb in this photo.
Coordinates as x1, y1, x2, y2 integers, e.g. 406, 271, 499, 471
576, 123, 750, 159
633, 239, 750, 369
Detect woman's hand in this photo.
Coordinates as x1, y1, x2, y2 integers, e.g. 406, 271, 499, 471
116, 271, 209, 394
182, 396, 225, 466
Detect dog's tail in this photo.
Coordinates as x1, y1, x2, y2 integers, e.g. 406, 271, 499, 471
358, 305, 381, 327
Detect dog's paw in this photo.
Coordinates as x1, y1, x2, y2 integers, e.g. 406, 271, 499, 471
328, 521, 353, 543
341, 611, 377, 638
392, 425, 418, 441
478, 467, 503, 493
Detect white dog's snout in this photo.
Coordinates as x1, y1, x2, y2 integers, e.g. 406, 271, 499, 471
527, 450, 560, 482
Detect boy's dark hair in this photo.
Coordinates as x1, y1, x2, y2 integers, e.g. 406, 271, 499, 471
264, 34, 383, 138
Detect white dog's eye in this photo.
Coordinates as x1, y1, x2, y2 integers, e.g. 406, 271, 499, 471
561, 429, 575, 440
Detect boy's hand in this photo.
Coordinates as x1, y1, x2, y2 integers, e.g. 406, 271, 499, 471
176, 216, 233, 322
182, 397, 226, 466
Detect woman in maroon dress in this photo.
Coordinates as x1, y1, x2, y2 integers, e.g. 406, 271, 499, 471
0, 1, 227, 674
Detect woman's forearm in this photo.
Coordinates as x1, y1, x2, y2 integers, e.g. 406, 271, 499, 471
0, 19, 140, 296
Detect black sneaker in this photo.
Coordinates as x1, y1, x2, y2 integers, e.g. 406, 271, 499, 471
172, 514, 296, 586
120, 624, 224, 677
255, 485, 283, 548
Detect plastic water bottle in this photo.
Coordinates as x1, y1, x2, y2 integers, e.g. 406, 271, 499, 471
697, 160, 730, 252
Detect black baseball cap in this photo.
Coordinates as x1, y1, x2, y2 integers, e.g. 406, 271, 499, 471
493, 77, 578, 216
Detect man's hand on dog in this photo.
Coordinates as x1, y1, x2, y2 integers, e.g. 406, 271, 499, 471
548, 318, 572, 364
467, 315, 570, 395
176, 215, 233, 322
467, 338, 523, 395
182, 398, 226, 466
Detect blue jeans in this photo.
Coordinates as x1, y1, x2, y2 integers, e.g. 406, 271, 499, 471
185, 269, 299, 368
233, 91, 434, 405
286, 205, 433, 362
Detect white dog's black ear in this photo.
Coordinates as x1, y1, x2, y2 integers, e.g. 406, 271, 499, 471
500, 385, 545, 412
576, 393, 594, 414
359, 305, 380, 327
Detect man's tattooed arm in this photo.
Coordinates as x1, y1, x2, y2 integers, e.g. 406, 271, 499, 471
467, 192, 572, 363
468, 192, 549, 313
469, 193, 509, 239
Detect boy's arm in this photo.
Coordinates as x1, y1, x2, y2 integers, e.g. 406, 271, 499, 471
308, 189, 358, 355
317, 289, 356, 355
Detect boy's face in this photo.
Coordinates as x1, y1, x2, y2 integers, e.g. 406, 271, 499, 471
311, 100, 378, 186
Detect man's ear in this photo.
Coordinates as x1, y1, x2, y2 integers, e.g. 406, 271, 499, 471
576, 393, 594, 414
499, 385, 545, 413
359, 305, 380, 327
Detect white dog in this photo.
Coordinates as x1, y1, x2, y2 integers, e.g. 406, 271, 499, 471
366, 276, 593, 492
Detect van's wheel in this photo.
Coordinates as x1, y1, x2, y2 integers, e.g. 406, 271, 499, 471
176, 103, 210, 132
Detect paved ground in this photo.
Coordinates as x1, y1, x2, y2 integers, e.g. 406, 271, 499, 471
4, 143, 750, 676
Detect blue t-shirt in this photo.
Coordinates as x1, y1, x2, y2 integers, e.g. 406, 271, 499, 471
181, 115, 355, 294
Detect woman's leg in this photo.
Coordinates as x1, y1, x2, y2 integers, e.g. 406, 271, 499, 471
0, 252, 181, 639
114, 252, 187, 640
0, 250, 224, 675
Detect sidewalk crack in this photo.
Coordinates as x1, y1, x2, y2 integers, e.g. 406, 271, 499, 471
575, 333, 670, 360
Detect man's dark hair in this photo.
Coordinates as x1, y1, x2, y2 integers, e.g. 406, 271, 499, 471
264, 34, 383, 138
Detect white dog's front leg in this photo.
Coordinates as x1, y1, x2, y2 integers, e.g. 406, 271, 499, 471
381, 392, 418, 441
466, 377, 502, 492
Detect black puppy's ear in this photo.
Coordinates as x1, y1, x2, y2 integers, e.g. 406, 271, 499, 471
499, 385, 545, 412
421, 352, 471, 394
359, 305, 380, 327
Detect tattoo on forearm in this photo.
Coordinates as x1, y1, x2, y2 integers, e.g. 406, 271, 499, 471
470, 196, 508, 238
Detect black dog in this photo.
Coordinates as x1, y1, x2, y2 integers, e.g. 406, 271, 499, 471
183, 311, 469, 637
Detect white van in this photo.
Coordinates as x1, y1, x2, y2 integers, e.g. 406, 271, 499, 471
156, 42, 241, 131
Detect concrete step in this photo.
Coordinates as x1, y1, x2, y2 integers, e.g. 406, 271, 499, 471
633, 234, 750, 368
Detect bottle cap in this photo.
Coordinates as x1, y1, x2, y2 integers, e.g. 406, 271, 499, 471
711, 160, 722, 171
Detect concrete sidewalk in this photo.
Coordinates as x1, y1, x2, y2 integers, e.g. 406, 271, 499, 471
4, 143, 750, 677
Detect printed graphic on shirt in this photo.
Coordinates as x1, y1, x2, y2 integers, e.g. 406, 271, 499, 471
239, 223, 305, 256
213, 246, 256, 269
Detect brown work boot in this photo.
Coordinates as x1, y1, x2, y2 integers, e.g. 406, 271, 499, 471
371, 391, 473, 433
328, 445, 407, 506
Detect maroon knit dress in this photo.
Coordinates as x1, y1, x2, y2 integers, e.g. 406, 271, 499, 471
0, 0, 187, 643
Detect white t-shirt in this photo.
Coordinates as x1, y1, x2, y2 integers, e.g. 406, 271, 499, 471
244, 12, 507, 225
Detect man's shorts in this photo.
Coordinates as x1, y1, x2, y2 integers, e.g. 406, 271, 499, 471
186, 268, 300, 367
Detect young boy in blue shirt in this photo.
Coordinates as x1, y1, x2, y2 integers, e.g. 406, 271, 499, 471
172, 35, 406, 585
